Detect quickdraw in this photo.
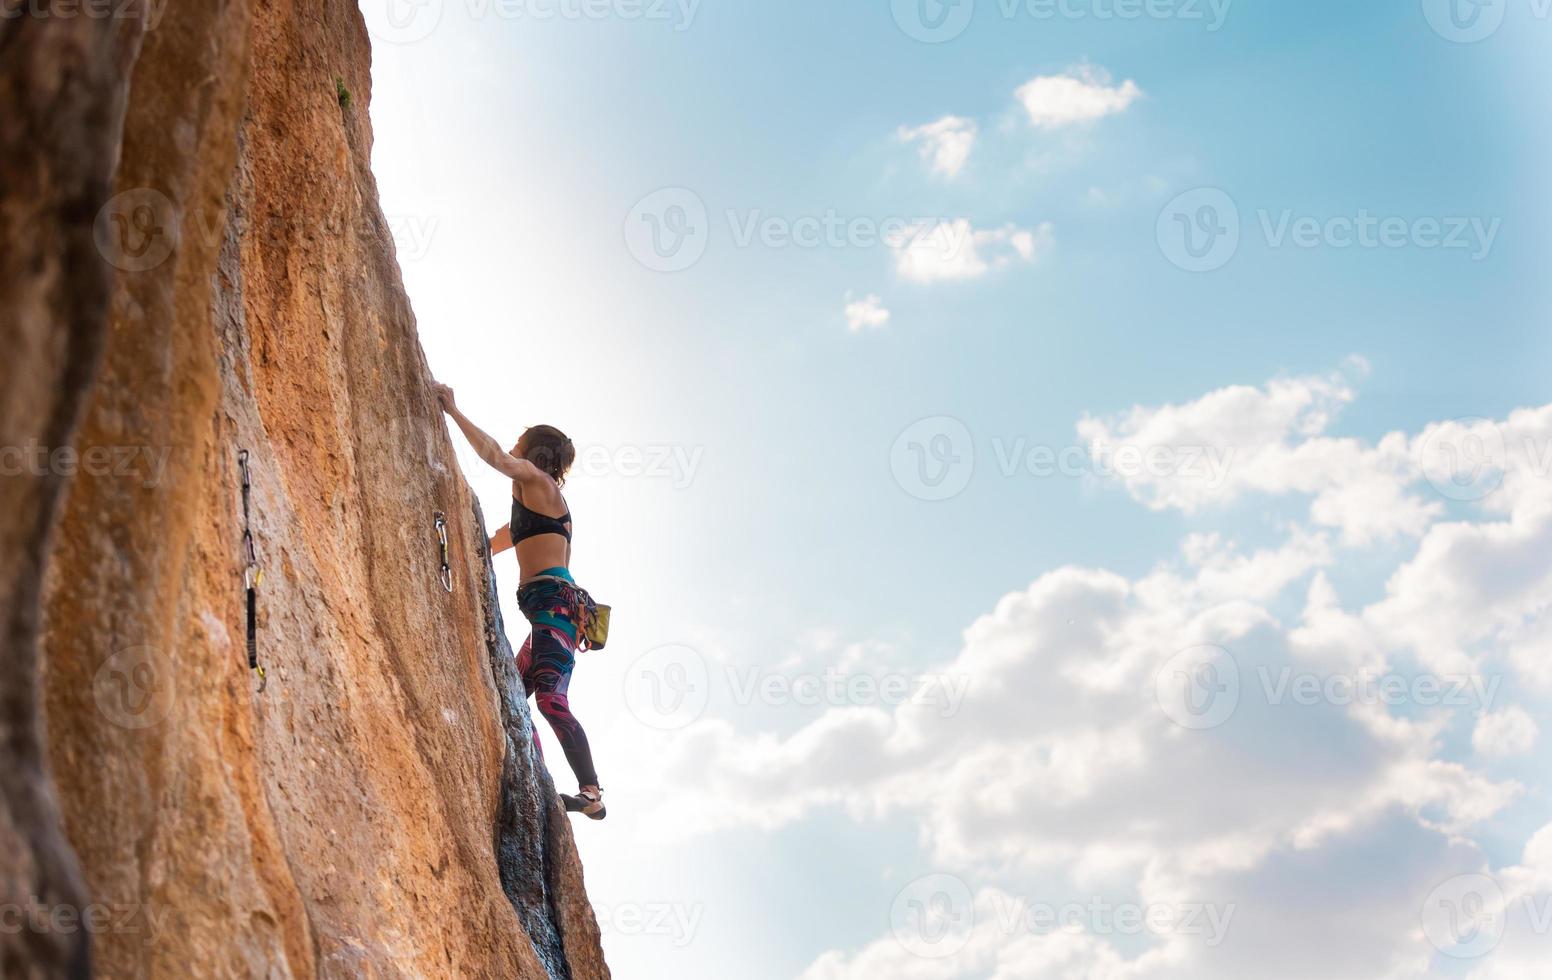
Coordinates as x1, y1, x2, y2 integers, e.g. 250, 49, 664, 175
238, 449, 266, 693
434, 511, 453, 593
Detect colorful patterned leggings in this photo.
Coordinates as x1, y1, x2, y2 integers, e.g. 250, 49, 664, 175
516, 575, 599, 790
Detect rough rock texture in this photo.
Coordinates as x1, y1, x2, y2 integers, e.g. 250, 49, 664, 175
1, 0, 611, 976
0, 6, 148, 978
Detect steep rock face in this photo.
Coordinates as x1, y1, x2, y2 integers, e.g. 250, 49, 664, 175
3, 0, 610, 976
0, 7, 148, 979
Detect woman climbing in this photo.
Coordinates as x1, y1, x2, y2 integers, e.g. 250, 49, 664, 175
434, 382, 605, 820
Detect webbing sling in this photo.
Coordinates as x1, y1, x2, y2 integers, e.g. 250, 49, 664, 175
238, 450, 266, 692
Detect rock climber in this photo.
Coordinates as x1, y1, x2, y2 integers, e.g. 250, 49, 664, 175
434, 382, 605, 820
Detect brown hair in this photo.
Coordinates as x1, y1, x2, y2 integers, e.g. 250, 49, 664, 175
518, 424, 576, 486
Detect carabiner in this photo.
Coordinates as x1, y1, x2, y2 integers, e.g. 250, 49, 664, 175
434, 512, 453, 593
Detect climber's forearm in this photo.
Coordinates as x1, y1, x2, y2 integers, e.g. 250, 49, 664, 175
433, 381, 532, 481
447, 407, 509, 473
490, 524, 513, 556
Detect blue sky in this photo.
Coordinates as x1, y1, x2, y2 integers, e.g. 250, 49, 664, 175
364, 2, 1552, 977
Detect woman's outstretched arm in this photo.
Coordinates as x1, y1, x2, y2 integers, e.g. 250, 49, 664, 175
434, 382, 534, 481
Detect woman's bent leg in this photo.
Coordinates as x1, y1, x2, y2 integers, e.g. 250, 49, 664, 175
516, 633, 543, 758
525, 626, 599, 790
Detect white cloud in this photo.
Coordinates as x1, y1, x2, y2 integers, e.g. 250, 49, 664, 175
650, 526, 1524, 850
1365, 508, 1552, 674
1074, 365, 1552, 553
695, 530, 1528, 977
1507, 611, 1552, 692
1015, 65, 1143, 129
627, 370, 1552, 980
1289, 572, 1386, 675
844, 293, 890, 332
800, 821, 1478, 980
1176, 527, 1332, 604
897, 115, 978, 179
1073, 365, 1552, 675
893, 219, 1054, 283
1473, 706, 1540, 757
1074, 359, 1443, 544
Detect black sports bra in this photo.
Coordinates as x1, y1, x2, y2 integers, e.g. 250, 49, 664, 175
512, 494, 572, 544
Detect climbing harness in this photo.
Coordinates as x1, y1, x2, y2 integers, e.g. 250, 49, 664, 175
434, 511, 453, 593
238, 449, 266, 693
524, 573, 611, 651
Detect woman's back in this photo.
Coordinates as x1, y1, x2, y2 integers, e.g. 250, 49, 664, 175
511, 479, 571, 578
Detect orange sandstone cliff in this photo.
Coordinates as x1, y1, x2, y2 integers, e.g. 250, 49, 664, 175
0, 0, 611, 977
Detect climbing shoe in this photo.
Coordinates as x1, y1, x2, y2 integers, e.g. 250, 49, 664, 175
561, 787, 606, 820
